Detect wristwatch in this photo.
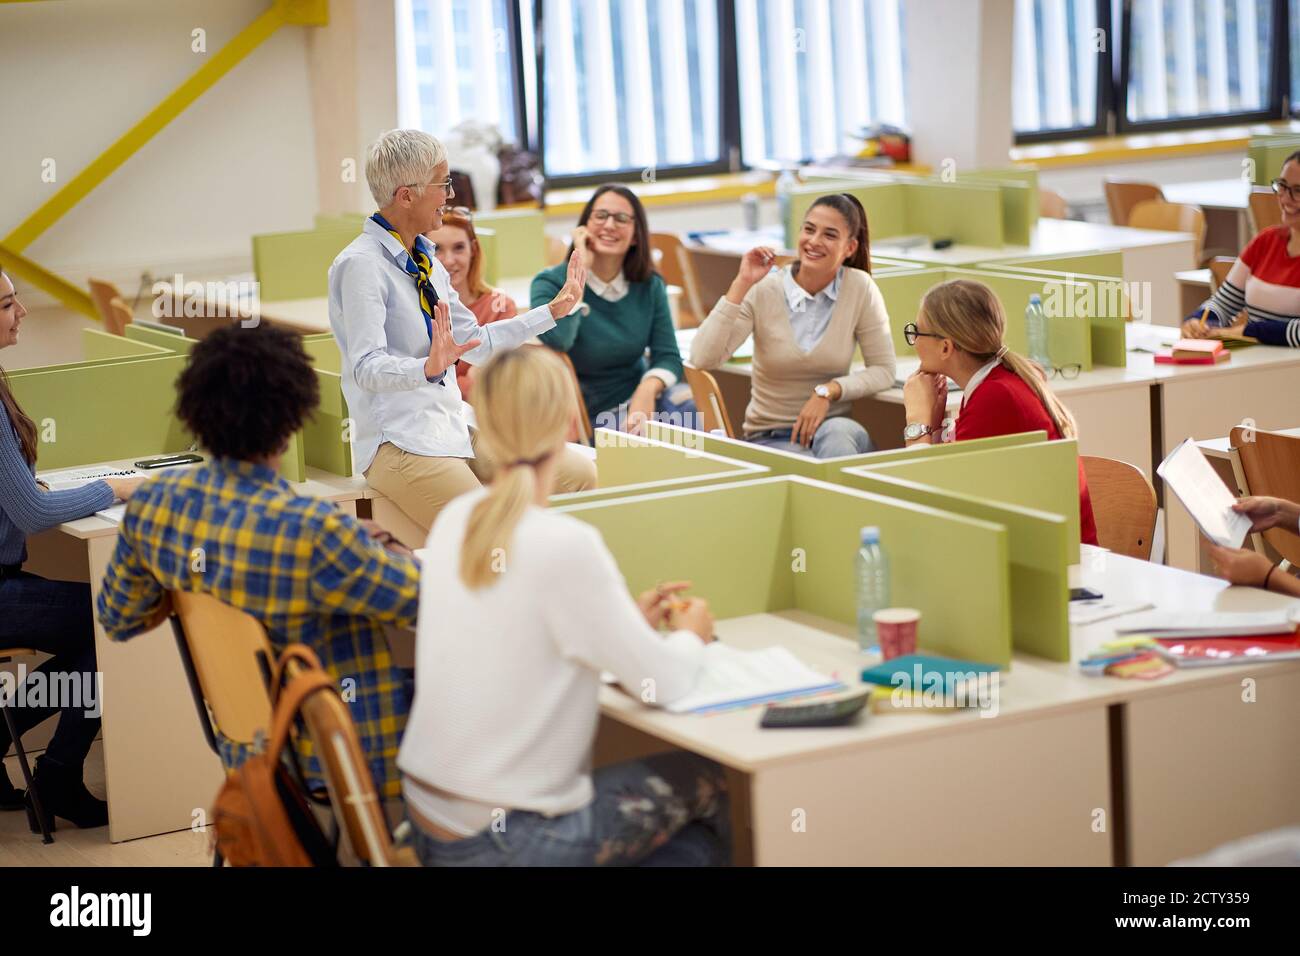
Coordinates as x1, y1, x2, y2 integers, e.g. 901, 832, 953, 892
813, 384, 832, 400
903, 422, 934, 441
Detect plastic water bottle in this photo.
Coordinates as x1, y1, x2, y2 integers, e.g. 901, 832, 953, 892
777, 167, 798, 251
856, 526, 891, 652
1026, 293, 1050, 368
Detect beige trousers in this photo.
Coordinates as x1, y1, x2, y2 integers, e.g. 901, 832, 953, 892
364, 429, 597, 534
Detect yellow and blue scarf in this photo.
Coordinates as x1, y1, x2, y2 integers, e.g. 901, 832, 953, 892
371, 212, 439, 343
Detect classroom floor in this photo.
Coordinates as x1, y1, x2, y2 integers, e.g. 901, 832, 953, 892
0, 745, 209, 866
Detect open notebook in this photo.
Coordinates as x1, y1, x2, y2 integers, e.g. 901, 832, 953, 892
663, 644, 841, 715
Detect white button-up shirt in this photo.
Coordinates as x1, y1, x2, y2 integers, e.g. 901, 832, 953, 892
328, 218, 556, 471
782, 265, 842, 353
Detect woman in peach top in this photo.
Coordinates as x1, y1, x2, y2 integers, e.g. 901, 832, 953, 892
426, 208, 519, 399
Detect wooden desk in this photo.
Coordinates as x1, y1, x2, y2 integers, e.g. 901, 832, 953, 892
1176, 267, 1212, 319
23, 461, 367, 843
595, 549, 1300, 865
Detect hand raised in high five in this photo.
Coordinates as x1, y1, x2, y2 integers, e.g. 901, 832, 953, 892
548, 246, 589, 319
424, 299, 480, 380
726, 247, 778, 304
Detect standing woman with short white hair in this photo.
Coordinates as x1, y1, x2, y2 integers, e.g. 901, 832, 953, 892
328, 129, 597, 533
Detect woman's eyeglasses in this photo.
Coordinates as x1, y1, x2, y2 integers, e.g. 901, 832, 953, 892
903, 322, 945, 347
1044, 364, 1082, 380
590, 210, 635, 225
1271, 179, 1300, 202
394, 178, 456, 199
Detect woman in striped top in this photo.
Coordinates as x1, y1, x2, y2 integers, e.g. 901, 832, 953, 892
1184, 152, 1300, 347
0, 266, 143, 830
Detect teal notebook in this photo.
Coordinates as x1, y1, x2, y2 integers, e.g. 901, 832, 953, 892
860, 654, 1003, 696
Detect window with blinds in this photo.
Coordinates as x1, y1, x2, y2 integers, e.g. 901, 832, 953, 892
734, 0, 907, 166
541, 0, 723, 177
1013, 0, 1103, 134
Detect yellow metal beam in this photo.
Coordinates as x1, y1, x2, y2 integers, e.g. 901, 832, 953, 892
2, 0, 326, 316
0, 244, 94, 316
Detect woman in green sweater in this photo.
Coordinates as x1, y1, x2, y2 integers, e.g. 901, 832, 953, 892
532, 185, 695, 434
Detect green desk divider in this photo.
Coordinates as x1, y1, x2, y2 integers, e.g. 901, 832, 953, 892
839, 465, 1069, 662
301, 333, 342, 375
470, 209, 546, 278
906, 181, 1006, 247
81, 330, 173, 362
301, 368, 351, 477
641, 421, 1047, 481
849, 439, 1083, 559
279, 432, 306, 483
789, 180, 909, 240
124, 323, 196, 354
10, 355, 193, 470
252, 225, 358, 301
549, 429, 768, 505
474, 228, 499, 285
978, 249, 1124, 280
554, 476, 1013, 667
1247, 134, 1300, 185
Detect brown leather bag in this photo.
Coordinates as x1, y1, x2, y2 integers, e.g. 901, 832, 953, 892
211, 645, 339, 867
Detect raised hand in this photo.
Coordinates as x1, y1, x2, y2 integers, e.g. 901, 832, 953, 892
549, 247, 588, 319
425, 299, 480, 380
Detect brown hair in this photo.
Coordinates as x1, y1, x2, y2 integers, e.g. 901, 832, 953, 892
0, 264, 37, 466
919, 279, 1078, 439
460, 346, 577, 589
436, 209, 492, 300
804, 193, 871, 273
567, 184, 655, 283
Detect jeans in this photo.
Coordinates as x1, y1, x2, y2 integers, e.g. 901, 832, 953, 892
0, 571, 102, 771
408, 751, 731, 866
748, 416, 874, 459
591, 381, 698, 433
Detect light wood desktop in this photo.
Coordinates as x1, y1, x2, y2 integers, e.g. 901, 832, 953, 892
593, 547, 1300, 866
22, 459, 369, 843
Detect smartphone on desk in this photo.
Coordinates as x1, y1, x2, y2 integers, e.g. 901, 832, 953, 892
1070, 587, 1104, 602
134, 453, 204, 470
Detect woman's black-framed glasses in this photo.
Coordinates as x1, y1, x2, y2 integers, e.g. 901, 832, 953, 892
1271, 179, 1300, 202
590, 209, 635, 225
903, 322, 945, 347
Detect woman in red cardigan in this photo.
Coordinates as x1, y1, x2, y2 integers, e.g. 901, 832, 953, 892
900, 279, 1098, 546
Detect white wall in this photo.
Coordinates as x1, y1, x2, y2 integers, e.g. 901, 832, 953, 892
0, 0, 320, 304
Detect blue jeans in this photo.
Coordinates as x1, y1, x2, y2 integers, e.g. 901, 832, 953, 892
0, 571, 101, 771
591, 382, 698, 433
408, 752, 731, 866
748, 416, 874, 459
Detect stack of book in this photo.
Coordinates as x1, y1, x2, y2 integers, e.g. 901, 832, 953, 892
1154, 339, 1230, 365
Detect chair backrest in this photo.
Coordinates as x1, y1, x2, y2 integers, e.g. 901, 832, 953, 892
170, 591, 274, 748
106, 296, 134, 336
1207, 256, 1236, 294
1229, 427, 1300, 566
1248, 186, 1282, 235
683, 364, 736, 438
293, 662, 416, 866
1038, 188, 1070, 219
552, 348, 592, 444
1104, 180, 1165, 227
1128, 199, 1206, 263
87, 278, 123, 327
650, 232, 705, 328
1080, 456, 1157, 561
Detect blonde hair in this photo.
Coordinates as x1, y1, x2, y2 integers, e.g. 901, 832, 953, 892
919, 279, 1078, 439
460, 346, 576, 589
365, 129, 446, 207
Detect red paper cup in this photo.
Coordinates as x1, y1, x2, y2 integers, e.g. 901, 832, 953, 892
874, 608, 920, 660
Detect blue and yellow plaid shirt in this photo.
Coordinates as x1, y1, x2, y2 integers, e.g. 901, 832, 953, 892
96, 458, 420, 798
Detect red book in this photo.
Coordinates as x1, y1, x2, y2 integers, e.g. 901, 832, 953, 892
1155, 338, 1230, 365
1154, 633, 1300, 667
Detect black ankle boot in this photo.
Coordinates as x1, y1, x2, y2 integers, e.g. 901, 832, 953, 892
0, 763, 23, 811
26, 756, 107, 831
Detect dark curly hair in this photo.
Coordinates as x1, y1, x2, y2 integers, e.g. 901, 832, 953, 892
175, 324, 319, 461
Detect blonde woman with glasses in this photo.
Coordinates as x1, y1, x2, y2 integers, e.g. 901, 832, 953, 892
901, 278, 1098, 545
398, 346, 730, 867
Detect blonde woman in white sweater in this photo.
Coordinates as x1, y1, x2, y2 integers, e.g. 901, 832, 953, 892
691, 193, 897, 457
398, 345, 730, 866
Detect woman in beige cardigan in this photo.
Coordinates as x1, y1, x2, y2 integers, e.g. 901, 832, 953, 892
690, 193, 896, 457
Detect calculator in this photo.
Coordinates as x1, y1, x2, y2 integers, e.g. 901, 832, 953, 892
759, 689, 870, 729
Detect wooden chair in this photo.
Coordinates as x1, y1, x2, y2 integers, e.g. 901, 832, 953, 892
0, 647, 54, 844
544, 235, 569, 268
1038, 188, 1070, 219
1207, 256, 1236, 294
292, 656, 418, 866
87, 278, 130, 334
1080, 456, 1157, 561
1128, 200, 1206, 265
1229, 427, 1300, 568
650, 232, 706, 328
169, 591, 275, 866
1248, 186, 1282, 235
683, 364, 736, 438
554, 349, 593, 444
1104, 180, 1165, 227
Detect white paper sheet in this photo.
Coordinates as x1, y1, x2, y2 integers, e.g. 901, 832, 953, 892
1156, 438, 1252, 548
